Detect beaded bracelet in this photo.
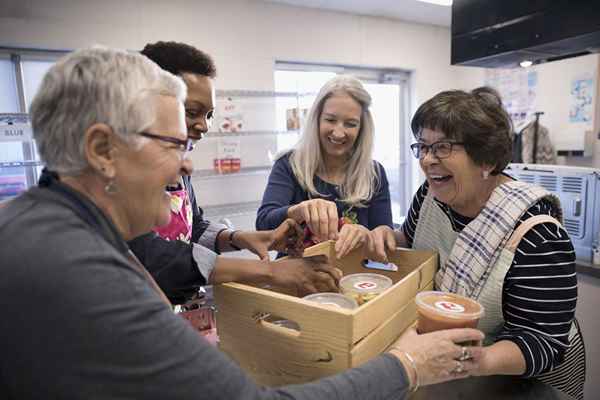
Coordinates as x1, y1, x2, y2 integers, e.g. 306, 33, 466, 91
402, 351, 420, 393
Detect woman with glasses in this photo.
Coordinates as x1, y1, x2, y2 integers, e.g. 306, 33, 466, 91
256, 75, 393, 259
368, 87, 585, 400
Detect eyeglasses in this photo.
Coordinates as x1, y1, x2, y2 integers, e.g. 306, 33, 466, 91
409, 140, 464, 159
138, 131, 195, 153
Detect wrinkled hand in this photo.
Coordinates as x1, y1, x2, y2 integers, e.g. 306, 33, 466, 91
269, 255, 343, 297
366, 225, 396, 263
288, 199, 339, 242
389, 327, 484, 388
335, 223, 370, 259
236, 219, 304, 260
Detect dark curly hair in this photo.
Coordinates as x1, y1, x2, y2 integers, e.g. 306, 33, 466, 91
141, 41, 216, 78
410, 87, 512, 175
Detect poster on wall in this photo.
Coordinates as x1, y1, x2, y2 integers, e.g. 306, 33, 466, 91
569, 74, 594, 125
214, 137, 241, 174
485, 69, 538, 127
216, 97, 244, 133
285, 107, 308, 131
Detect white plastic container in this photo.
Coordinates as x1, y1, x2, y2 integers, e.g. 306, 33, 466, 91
339, 273, 393, 305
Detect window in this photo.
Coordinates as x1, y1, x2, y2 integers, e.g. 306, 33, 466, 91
0, 49, 64, 200
22, 59, 56, 108
0, 57, 19, 113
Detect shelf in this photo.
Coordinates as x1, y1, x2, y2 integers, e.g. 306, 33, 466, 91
216, 90, 315, 98
191, 166, 272, 180
0, 113, 29, 124
204, 130, 299, 138
202, 201, 262, 219
0, 160, 43, 168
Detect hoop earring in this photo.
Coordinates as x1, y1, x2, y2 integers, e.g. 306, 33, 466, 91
104, 180, 118, 194
482, 170, 490, 180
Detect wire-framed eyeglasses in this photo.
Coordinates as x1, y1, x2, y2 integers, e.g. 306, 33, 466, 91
409, 140, 464, 159
138, 131, 195, 153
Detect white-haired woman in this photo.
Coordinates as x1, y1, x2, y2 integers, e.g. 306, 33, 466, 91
257, 75, 393, 258
0, 47, 486, 399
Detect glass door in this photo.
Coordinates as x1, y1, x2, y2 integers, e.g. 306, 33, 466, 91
0, 49, 62, 201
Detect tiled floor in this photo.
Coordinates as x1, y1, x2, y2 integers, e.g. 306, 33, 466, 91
576, 272, 600, 399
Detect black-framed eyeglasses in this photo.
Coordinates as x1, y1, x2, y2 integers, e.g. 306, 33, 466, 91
409, 140, 464, 159
138, 131, 195, 153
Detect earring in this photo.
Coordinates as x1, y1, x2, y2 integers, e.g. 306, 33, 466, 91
482, 170, 490, 180
104, 180, 117, 194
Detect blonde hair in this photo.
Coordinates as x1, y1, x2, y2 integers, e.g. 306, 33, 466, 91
286, 75, 378, 207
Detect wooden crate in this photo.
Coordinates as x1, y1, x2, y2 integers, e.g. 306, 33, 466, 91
215, 242, 437, 386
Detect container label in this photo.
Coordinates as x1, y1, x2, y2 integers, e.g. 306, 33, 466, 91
434, 301, 465, 313
354, 281, 377, 290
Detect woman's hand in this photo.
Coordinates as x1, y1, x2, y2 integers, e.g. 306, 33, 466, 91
287, 199, 339, 242
335, 223, 370, 259
366, 225, 397, 262
235, 219, 304, 260
268, 218, 305, 256
268, 255, 343, 296
466, 340, 526, 377
388, 327, 485, 389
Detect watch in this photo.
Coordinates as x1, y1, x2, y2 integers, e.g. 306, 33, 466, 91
228, 230, 242, 251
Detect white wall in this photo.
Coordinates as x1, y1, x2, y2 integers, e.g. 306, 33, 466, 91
536, 54, 600, 170
0, 0, 480, 102
1, 0, 487, 205
534, 54, 599, 152
470, 54, 600, 168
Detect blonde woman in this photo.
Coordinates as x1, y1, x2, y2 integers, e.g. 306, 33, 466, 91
257, 75, 392, 258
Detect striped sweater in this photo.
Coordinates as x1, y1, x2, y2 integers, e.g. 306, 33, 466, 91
403, 182, 577, 377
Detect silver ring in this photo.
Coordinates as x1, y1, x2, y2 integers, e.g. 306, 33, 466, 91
452, 360, 465, 374
458, 346, 471, 361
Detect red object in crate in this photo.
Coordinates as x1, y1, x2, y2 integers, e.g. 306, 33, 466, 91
179, 307, 219, 346
302, 210, 359, 248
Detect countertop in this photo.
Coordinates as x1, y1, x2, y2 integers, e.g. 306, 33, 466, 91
576, 262, 600, 279
409, 375, 570, 399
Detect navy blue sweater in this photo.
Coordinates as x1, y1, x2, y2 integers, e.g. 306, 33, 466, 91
256, 154, 393, 231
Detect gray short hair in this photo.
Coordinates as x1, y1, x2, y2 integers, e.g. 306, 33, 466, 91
30, 46, 187, 175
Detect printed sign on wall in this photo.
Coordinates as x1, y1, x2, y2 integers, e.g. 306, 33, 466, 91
569, 74, 594, 125
0, 123, 32, 142
485, 69, 538, 126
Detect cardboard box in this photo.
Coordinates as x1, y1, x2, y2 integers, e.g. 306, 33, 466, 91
214, 241, 437, 386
